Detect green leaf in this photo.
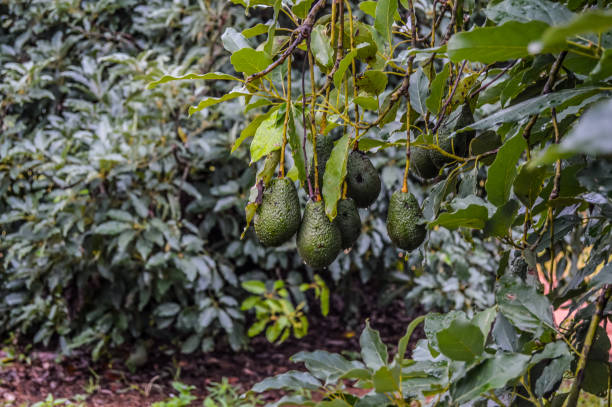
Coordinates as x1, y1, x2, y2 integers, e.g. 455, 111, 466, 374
409, 67, 429, 115
154, 302, 181, 317
451, 353, 531, 403
95, 221, 132, 235
397, 316, 425, 361
250, 110, 283, 163
221, 27, 252, 52
356, 70, 388, 95
492, 313, 518, 352
513, 164, 552, 208
485, 134, 526, 207
322, 134, 350, 221
230, 48, 274, 75
530, 9, 612, 53
459, 87, 600, 132
429, 204, 489, 230
252, 371, 322, 392
291, 351, 363, 384
311, 26, 333, 69
372, 366, 400, 393
485, 0, 574, 26
147, 72, 242, 89
242, 23, 270, 38
359, 1, 376, 18
374, 0, 397, 44
242, 280, 267, 294
448, 20, 550, 63
263, 0, 281, 56
360, 321, 388, 371
589, 49, 612, 82
559, 98, 612, 155
496, 275, 555, 334
426, 63, 450, 115
436, 320, 484, 362
333, 49, 358, 89
232, 110, 275, 153
484, 199, 519, 238
292, 0, 313, 19
354, 96, 379, 111
473, 307, 497, 340
189, 90, 249, 115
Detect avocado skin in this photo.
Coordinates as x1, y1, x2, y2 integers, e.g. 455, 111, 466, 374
297, 200, 342, 268
409, 146, 439, 180
346, 150, 381, 207
386, 191, 426, 251
333, 198, 361, 249
308, 135, 334, 192
254, 178, 301, 247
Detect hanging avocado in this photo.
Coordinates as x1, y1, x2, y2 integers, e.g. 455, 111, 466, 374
254, 178, 301, 247
345, 150, 381, 207
386, 191, 426, 251
409, 146, 439, 180
333, 198, 361, 249
297, 200, 342, 268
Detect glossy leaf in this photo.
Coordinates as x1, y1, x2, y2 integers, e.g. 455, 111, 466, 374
436, 320, 484, 362
230, 48, 274, 75
374, 0, 397, 44
448, 20, 550, 63
485, 134, 526, 207
359, 322, 388, 371
250, 110, 283, 163
322, 134, 350, 221
429, 204, 489, 230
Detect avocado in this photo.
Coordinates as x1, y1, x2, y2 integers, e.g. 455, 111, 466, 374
297, 200, 342, 268
409, 146, 439, 180
386, 191, 426, 251
333, 198, 361, 249
430, 134, 468, 169
430, 103, 476, 168
308, 135, 334, 192
346, 150, 381, 207
254, 178, 301, 247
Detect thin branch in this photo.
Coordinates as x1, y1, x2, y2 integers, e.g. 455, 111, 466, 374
470, 62, 516, 99
245, 0, 327, 83
432, 60, 467, 135
302, 51, 314, 199
563, 286, 612, 407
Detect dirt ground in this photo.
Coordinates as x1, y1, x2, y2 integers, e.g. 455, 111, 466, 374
0, 297, 422, 406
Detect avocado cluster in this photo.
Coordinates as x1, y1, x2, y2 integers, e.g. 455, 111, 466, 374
254, 139, 382, 269
409, 103, 475, 180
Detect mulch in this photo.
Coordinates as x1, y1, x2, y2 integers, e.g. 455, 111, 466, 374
0, 294, 424, 406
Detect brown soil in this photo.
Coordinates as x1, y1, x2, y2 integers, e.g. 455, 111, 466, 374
0, 296, 424, 407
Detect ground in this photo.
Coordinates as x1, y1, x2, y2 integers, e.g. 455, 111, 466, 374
0, 297, 420, 406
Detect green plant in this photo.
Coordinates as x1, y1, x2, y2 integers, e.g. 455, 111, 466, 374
30, 395, 85, 407
203, 378, 262, 407
241, 274, 329, 343
152, 381, 197, 407
152, 0, 612, 403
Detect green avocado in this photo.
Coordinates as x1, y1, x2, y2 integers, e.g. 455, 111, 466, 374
254, 178, 301, 247
333, 198, 361, 249
386, 191, 426, 251
430, 103, 475, 168
308, 135, 334, 192
409, 146, 439, 180
297, 200, 342, 268
346, 150, 381, 207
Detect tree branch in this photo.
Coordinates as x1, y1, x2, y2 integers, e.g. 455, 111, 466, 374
245, 0, 327, 83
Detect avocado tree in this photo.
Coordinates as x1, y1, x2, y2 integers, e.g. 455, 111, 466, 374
150, 0, 612, 404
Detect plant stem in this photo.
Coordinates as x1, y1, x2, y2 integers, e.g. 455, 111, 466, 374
563, 285, 612, 407
302, 50, 314, 199
279, 55, 292, 178
246, 0, 327, 83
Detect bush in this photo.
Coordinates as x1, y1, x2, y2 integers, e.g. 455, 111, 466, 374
0, 0, 496, 358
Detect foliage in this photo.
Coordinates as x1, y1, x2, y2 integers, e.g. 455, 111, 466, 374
0, 0, 496, 359
152, 381, 197, 407
30, 394, 86, 407
203, 378, 262, 407
241, 274, 329, 343
152, 0, 612, 404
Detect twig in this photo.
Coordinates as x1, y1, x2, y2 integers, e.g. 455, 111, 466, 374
432, 60, 467, 135
563, 285, 612, 407
442, 0, 461, 44
402, 0, 418, 193
245, 0, 327, 83
302, 51, 314, 199
470, 62, 516, 99
279, 55, 292, 178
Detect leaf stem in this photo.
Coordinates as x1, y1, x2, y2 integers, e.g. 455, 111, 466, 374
279, 55, 292, 178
